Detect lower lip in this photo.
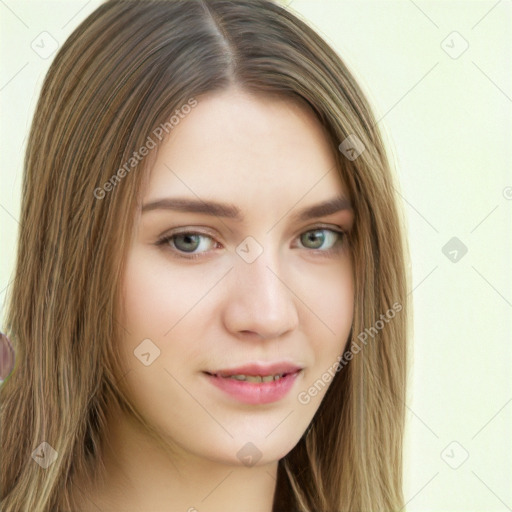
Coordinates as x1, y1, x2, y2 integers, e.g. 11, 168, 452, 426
204, 371, 302, 405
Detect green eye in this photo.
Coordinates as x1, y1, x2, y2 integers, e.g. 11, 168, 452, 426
299, 229, 344, 252
157, 232, 217, 259
156, 227, 345, 260
172, 233, 204, 253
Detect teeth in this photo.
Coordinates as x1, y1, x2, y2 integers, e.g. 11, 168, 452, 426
244, 375, 262, 383
222, 373, 285, 382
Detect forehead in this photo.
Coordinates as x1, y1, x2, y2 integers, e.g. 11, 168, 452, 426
143, 89, 346, 211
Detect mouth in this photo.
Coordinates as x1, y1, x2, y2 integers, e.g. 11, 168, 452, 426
204, 370, 300, 382
202, 362, 304, 405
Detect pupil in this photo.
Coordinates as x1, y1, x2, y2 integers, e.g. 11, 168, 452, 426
176, 234, 199, 252
303, 230, 324, 249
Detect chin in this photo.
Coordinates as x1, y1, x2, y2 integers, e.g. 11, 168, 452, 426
199, 429, 304, 468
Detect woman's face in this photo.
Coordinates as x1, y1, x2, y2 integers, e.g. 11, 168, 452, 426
120, 88, 354, 466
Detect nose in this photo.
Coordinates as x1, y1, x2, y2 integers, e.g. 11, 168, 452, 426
221, 249, 299, 340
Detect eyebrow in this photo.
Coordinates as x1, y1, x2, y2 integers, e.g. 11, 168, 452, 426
141, 195, 352, 222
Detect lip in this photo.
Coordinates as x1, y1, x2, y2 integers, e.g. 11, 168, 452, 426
203, 362, 304, 405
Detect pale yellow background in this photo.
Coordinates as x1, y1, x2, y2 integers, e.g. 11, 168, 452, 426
1, 1, 511, 510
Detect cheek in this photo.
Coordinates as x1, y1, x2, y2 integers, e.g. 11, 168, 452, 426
294, 267, 353, 411
119, 249, 223, 380
323, 271, 354, 339
121, 250, 205, 341
118, 252, 209, 415
299, 262, 354, 395
302, 260, 354, 347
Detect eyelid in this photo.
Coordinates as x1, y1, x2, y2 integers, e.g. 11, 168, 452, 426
157, 222, 345, 240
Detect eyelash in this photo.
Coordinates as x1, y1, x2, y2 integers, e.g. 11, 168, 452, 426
155, 226, 346, 261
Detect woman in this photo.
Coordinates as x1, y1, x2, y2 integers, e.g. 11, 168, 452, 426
0, 0, 409, 510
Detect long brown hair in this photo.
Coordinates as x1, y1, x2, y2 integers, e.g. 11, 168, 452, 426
0, 1, 409, 510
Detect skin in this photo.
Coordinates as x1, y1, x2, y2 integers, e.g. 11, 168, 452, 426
76, 87, 355, 511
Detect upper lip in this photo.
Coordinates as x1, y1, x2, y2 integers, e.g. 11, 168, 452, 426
205, 362, 303, 377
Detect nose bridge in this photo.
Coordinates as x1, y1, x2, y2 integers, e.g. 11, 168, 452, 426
238, 249, 283, 300
223, 240, 299, 339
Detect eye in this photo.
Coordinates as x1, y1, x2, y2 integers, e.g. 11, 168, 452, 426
156, 231, 219, 259
297, 228, 345, 254
156, 226, 346, 260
